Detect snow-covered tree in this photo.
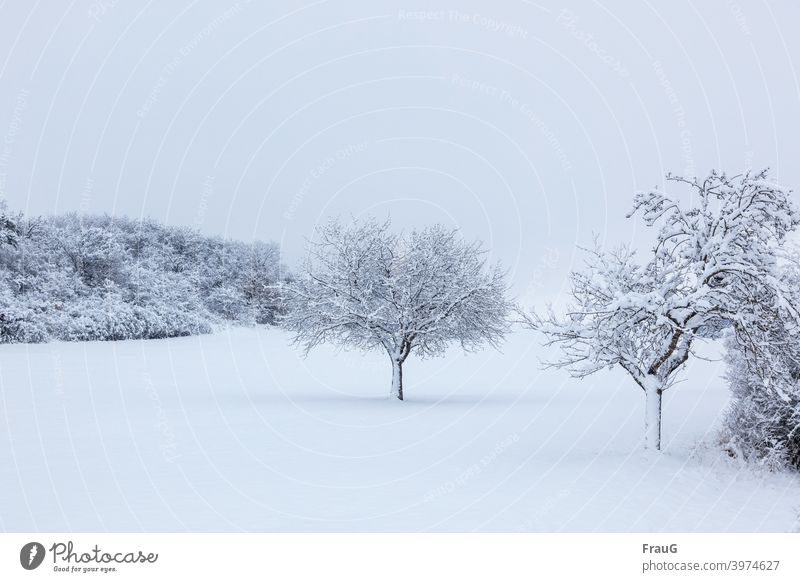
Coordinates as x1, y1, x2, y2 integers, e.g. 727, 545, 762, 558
0, 200, 18, 248
529, 170, 799, 450
55, 216, 128, 289
239, 241, 284, 324
281, 217, 513, 400
721, 251, 800, 469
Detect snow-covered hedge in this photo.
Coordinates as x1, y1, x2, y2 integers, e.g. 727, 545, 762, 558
722, 342, 800, 471
0, 207, 286, 343
720, 255, 800, 471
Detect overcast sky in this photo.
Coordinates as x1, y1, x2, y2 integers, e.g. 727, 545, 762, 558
1, 0, 798, 300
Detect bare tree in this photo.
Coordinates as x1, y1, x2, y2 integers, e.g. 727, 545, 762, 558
527, 170, 799, 450
281, 216, 513, 400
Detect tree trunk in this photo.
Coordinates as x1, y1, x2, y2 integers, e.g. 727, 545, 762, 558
644, 380, 663, 450
390, 358, 403, 401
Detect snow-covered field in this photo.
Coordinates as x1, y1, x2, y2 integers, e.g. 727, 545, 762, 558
1, 327, 798, 532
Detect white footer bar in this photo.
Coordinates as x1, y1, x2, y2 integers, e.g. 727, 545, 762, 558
2, 533, 797, 581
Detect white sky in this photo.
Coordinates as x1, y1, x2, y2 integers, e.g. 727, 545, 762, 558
1, 0, 798, 301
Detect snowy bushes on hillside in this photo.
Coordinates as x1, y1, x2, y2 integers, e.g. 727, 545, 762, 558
529, 170, 800, 450
281, 216, 513, 400
0, 209, 286, 343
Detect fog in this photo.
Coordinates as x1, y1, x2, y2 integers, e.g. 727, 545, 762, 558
1, 0, 798, 300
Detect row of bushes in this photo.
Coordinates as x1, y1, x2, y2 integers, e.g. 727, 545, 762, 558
0, 205, 286, 343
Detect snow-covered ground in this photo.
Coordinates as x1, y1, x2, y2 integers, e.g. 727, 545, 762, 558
1, 327, 798, 532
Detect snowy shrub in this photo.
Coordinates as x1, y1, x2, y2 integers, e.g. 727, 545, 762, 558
720, 255, 800, 471
206, 285, 251, 323
0, 297, 48, 343
721, 357, 800, 471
